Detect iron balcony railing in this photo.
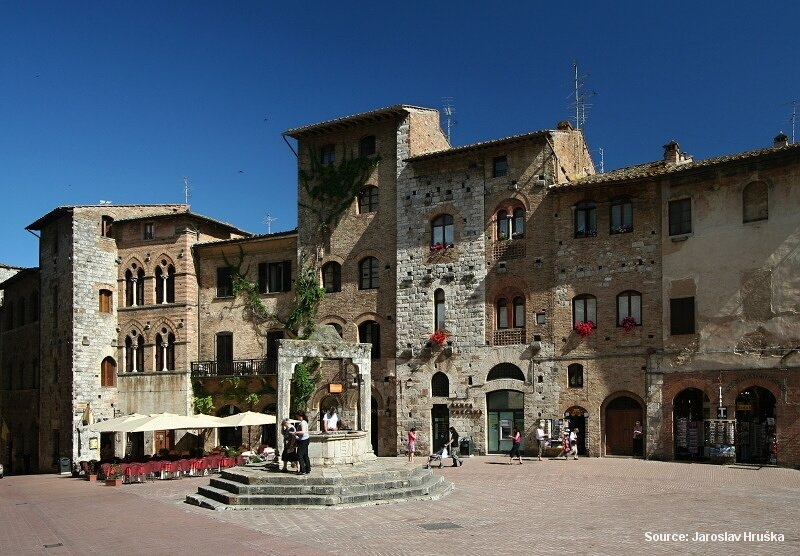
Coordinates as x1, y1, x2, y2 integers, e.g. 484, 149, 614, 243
191, 358, 277, 377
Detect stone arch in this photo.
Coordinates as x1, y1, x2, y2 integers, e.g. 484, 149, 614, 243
486, 363, 525, 382
601, 391, 645, 457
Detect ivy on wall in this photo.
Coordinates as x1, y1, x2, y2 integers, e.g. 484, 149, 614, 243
299, 147, 380, 237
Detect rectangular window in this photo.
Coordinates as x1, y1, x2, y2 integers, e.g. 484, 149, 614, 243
536, 312, 547, 325
258, 261, 292, 293
216, 267, 233, 298
99, 290, 112, 313
670, 297, 695, 335
320, 144, 336, 165
669, 198, 692, 236
143, 223, 154, 240
492, 156, 508, 177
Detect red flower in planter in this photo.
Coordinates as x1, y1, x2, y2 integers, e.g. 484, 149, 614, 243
621, 316, 638, 332
430, 329, 449, 346
574, 321, 595, 336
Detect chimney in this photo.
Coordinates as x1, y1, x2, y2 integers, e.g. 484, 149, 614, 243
556, 121, 573, 131
773, 132, 789, 148
663, 140, 681, 164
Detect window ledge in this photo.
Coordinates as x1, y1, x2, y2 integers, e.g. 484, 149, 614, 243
670, 234, 691, 242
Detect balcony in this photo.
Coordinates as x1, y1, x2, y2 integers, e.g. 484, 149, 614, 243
191, 358, 277, 377
493, 328, 526, 346
492, 239, 525, 262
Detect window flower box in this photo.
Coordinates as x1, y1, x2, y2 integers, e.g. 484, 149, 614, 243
621, 316, 638, 332
574, 321, 595, 337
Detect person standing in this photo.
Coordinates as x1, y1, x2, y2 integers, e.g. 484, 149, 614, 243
508, 427, 523, 464
294, 411, 311, 475
447, 426, 462, 467
535, 423, 547, 461
569, 428, 579, 460
280, 418, 296, 472
633, 420, 643, 457
323, 408, 338, 432
562, 430, 571, 461
407, 427, 417, 463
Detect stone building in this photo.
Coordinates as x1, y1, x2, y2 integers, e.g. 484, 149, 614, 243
3, 106, 800, 473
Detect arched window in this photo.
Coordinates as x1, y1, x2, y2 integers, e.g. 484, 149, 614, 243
431, 371, 450, 397
495, 207, 526, 240
434, 289, 446, 331
496, 298, 509, 329
610, 197, 633, 234
326, 323, 343, 337
358, 186, 378, 213
125, 266, 145, 307
575, 201, 597, 237
617, 290, 642, 326
568, 363, 584, 388
322, 262, 342, 293
431, 214, 454, 247
513, 296, 525, 328
155, 262, 176, 303
572, 294, 597, 327
155, 330, 175, 371
359, 135, 376, 157
486, 363, 525, 381
743, 181, 768, 222
125, 333, 145, 372
101, 357, 117, 387
497, 210, 509, 239
358, 320, 381, 359
359, 257, 379, 290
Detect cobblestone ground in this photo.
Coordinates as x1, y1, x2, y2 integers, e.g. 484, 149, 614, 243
1, 456, 797, 555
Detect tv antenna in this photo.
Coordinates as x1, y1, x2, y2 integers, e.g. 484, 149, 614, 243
596, 147, 605, 173
183, 177, 191, 205
569, 61, 596, 130
788, 100, 799, 143
263, 213, 277, 234
442, 97, 457, 143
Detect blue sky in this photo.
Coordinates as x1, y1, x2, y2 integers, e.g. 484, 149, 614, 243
2, 2, 798, 268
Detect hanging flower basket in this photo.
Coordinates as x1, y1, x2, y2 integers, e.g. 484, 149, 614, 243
574, 321, 595, 337
429, 329, 449, 346
621, 316, 638, 332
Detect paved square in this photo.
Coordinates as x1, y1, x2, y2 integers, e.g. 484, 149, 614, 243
1, 456, 797, 555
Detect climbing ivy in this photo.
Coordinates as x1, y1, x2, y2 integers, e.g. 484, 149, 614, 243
299, 147, 380, 237
291, 358, 322, 412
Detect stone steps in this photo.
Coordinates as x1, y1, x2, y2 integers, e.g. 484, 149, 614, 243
185, 460, 453, 510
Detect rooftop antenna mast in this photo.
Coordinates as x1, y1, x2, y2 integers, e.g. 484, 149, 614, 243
263, 213, 277, 234
442, 97, 457, 143
183, 177, 191, 205
597, 147, 605, 173
789, 100, 799, 143
570, 61, 595, 130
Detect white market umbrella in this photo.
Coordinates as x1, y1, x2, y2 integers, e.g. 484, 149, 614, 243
114, 413, 220, 433
217, 411, 277, 427
89, 413, 147, 432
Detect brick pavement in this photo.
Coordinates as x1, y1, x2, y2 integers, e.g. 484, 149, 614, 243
1, 456, 798, 555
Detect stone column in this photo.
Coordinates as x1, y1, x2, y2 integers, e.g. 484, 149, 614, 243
644, 353, 664, 460
352, 355, 371, 432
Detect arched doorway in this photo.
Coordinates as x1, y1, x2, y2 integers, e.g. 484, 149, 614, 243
216, 404, 242, 447
735, 386, 777, 464
604, 396, 643, 456
487, 390, 524, 454
431, 404, 449, 452
564, 406, 588, 456
673, 388, 709, 460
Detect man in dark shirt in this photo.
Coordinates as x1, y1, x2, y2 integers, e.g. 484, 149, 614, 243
447, 426, 462, 467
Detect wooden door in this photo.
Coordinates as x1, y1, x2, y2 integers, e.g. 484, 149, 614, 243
606, 408, 640, 455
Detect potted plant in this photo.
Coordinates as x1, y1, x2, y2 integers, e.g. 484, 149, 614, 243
105, 464, 122, 486
621, 316, 638, 332
429, 329, 448, 347
574, 321, 595, 337
86, 460, 98, 482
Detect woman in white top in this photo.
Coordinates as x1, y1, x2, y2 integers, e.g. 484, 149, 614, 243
323, 408, 338, 432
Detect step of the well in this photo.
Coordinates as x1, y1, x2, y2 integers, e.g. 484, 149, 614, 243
185, 460, 453, 509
